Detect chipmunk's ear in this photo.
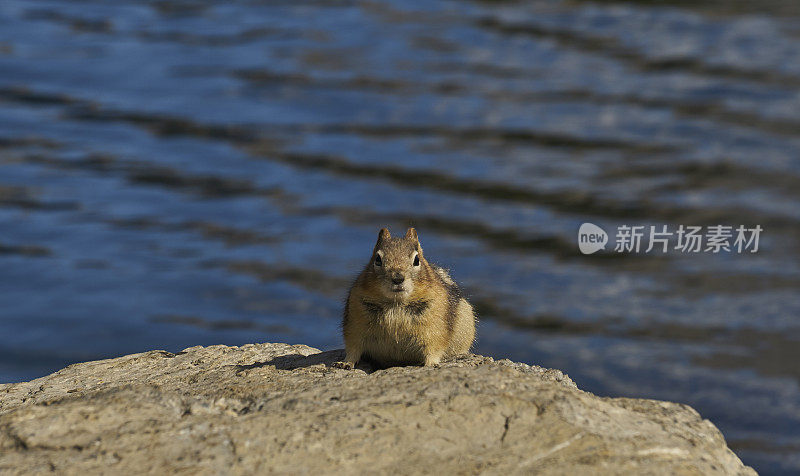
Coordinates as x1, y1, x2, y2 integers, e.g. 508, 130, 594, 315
374, 228, 391, 252
405, 227, 422, 256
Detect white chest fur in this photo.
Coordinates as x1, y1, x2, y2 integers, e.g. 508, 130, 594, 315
363, 303, 425, 364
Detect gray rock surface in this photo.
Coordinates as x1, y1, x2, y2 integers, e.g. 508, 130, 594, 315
0, 343, 755, 475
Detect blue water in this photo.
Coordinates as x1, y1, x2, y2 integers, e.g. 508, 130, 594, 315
1, 1, 800, 473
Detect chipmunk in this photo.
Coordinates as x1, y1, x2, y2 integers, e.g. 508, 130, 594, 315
338, 227, 476, 368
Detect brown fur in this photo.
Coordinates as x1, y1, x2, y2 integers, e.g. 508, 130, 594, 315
341, 227, 476, 367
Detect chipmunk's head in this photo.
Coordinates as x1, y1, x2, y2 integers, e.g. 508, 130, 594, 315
370, 227, 426, 301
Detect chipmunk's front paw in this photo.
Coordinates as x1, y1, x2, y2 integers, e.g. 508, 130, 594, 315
331, 361, 355, 370
423, 354, 444, 367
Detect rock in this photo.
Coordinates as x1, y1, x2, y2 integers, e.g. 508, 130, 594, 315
0, 343, 755, 475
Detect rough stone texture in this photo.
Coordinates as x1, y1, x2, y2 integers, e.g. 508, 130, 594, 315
0, 343, 755, 475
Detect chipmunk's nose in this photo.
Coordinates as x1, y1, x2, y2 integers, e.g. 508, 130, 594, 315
391, 274, 405, 285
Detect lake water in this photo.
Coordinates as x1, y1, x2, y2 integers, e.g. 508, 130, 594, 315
1, 0, 799, 473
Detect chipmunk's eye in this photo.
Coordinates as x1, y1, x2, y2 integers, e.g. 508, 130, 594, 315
413, 254, 420, 266
374, 255, 382, 267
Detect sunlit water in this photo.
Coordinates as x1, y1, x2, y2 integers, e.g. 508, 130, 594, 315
1, 0, 799, 473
